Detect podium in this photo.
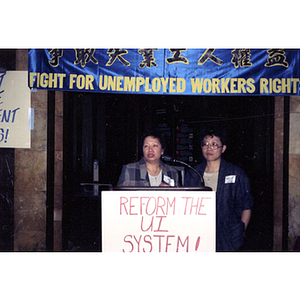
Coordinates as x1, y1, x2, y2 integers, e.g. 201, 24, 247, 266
101, 187, 216, 252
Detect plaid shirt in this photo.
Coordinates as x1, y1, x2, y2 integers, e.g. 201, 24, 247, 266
117, 157, 179, 187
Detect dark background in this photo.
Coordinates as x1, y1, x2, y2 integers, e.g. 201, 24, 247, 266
62, 92, 274, 251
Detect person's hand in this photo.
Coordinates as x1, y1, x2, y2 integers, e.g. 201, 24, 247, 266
159, 182, 169, 187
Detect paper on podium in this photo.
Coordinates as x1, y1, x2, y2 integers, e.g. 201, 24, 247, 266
101, 190, 216, 252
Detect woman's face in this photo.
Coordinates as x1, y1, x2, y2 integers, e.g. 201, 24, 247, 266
143, 136, 164, 163
201, 135, 226, 162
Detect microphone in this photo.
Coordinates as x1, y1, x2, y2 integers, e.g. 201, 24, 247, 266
161, 155, 205, 187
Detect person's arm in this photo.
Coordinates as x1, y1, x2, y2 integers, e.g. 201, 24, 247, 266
184, 167, 202, 186
160, 182, 170, 187
117, 166, 128, 186
240, 169, 254, 231
241, 209, 251, 230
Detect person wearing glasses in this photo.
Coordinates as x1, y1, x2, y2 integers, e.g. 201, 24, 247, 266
184, 123, 254, 251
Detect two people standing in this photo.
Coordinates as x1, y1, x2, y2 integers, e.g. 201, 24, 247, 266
117, 124, 254, 251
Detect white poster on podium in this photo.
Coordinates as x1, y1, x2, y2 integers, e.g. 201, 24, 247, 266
102, 190, 216, 252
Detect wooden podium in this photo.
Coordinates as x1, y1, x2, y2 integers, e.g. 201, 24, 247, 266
101, 187, 216, 252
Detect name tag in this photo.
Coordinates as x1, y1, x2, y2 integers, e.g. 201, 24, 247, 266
164, 175, 175, 186
225, 175, 236, 184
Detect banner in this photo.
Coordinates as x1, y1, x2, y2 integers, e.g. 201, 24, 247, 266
0, 71, 31, 148
101, 190, 216, 252
28, 48, 300, 96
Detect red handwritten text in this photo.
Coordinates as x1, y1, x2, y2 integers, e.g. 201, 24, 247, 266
120, 196, 176, 215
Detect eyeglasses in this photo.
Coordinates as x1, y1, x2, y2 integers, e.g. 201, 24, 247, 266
201, 141, 223, 150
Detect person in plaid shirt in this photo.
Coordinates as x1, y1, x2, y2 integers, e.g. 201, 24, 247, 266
117, 130, 179, 187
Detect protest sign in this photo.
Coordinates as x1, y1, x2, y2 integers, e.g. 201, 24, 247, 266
0, 71, 31, 148
101, 190, 216, 252
29, 49, 300, 96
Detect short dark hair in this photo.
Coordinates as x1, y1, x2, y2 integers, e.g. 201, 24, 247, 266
140, 129, 167, 153
200, 123, 227, 146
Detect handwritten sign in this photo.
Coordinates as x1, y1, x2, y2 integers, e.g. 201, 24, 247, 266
0, 71, 31, 148
101, 190, 216, 252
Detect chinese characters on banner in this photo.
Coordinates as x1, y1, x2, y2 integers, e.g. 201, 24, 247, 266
101, 190, 216, 252
0, 71, 31, 148
28, 48, 300, 96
